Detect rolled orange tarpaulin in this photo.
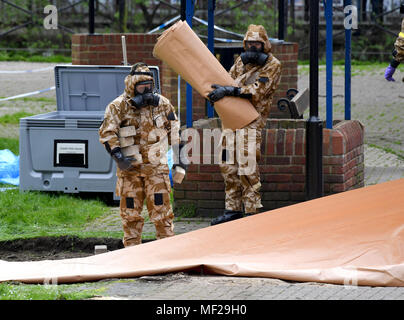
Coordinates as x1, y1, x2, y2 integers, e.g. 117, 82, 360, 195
1, 179, 404, 286
152, 20, 259, 130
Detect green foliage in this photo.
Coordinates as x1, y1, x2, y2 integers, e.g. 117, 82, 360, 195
175, 202, 197, 218
220, 0, 277, 36
350, 31, 396, 62
0, 112, 35, 125
0, 51, 71, 63
0, 138, 19, 155
0, 189, 109, 240
0, 282, 104, 300
368, 144, 404, 160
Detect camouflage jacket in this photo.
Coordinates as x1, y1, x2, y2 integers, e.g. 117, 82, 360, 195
229, 24, 282, 128
393, 18, 404, 63
99, 93, 179, 176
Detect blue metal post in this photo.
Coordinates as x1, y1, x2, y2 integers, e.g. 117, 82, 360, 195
207, 0, 215, 118
186, 0, 194, 128
325, 0, 333, 129
345, 0, 352, 120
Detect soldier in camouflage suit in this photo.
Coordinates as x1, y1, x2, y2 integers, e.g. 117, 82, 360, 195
99, 63, 181, 247
208, 24, 282, 225
385, 18, 404, 81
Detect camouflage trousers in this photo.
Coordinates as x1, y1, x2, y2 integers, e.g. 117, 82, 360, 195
116, 170, 174, 247
219, 119, 263, 214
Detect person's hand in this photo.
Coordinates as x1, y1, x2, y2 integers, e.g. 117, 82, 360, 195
172, 142, 188, 171
111, 148, 135, 171
207, 85, 240, 103
384, 65, 396, 81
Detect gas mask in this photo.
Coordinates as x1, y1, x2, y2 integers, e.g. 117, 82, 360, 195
131, 80, 160, 109
240, 45, 268, 66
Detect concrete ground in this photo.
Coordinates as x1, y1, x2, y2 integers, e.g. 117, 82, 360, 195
1, 62, 404, 300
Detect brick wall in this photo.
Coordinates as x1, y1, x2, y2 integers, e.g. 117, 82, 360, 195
71, 33, 298, 123
174, 118, 365, 217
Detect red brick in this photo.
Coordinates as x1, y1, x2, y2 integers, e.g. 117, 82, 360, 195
285, 130, 295, 155
199, 164, 220, 173
211, 191, 225, 200
266, 156, 291, 165
322, 129, 331, 155
173, 190, 184, 199
331, 183, 346, 193
277, 183, 291, 191
276, 129, 285, 155
260, 165, 278, 173
186, 164, 199, 173
71, 35, 80, 45
324, 174, 344, 183
290, 192, 305, 201
212, 173, 224, 181
295, 128, 305, 155
186, 191, 212, 200
174, 181, 198, 191
268, 174, 292, 183
323, 165, 330, 175
331, 131, 345, 155
278, 165, 303, 174
292, 174, 305, 182
344, 169, 355, 181
198, 182, 225, 191
323, 156, 344, 165
290, 183, 305, 192
292, 156, 305, 165
198, 200, 224, 209
265, 129, 276, 155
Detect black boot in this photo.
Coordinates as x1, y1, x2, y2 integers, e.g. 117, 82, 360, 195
210, 210, 244, 226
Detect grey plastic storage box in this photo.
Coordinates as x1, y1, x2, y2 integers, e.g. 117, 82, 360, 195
19, 65, 161, 200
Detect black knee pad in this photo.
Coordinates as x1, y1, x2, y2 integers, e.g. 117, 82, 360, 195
154, 193, 164, 206
126, 197, 134, 209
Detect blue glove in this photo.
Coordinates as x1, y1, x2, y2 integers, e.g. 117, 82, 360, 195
384, 65, 396, 82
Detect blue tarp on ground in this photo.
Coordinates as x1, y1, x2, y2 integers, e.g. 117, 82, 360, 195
0, 149, 19, 186
167, 148, 174, 187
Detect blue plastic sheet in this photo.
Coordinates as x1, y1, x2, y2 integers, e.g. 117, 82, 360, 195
0, 149, 19, 186
167, 148, 174, 187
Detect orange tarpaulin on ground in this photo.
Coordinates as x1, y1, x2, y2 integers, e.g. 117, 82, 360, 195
1, 178, 404, 286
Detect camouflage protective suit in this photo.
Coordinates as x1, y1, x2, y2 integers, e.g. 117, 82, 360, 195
99, 64, 179, 247
393, 19, 404, 63
219, 24, 282, 215
386, 18, 404, 81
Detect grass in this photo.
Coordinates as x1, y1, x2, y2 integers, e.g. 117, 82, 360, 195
0, 189, 111, 241
0, 112, 35, 125
0, 52, 71, 63
0, 282, 105, 300
174, 202, 197, 218
0, 137, 19, 155
368, 143, 404, 160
